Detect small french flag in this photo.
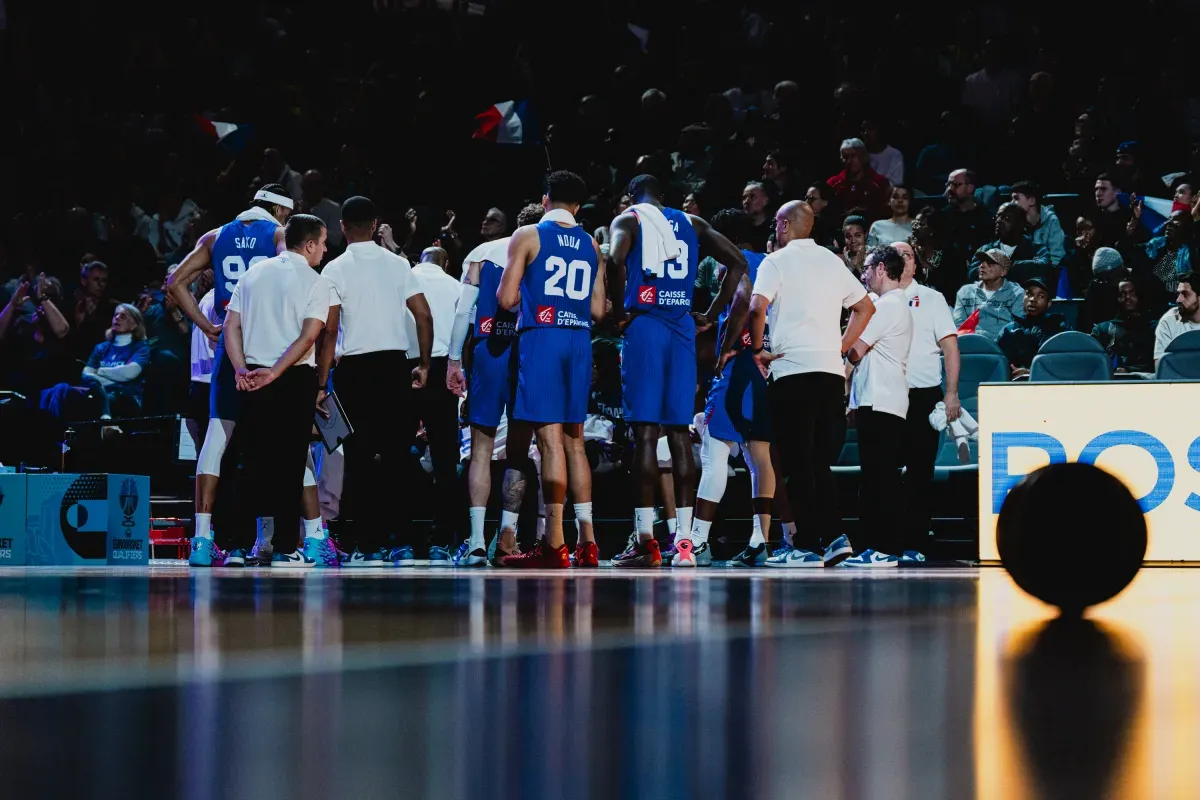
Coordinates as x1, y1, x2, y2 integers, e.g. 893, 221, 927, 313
472, 100, 532, 145
194, 114, 252, 153
1120, 193, 1187, 236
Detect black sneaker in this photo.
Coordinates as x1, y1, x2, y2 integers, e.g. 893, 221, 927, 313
728, 543, 767, 567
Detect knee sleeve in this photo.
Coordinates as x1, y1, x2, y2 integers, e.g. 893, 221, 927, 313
697, 434, 732, 504
303, 447, 317, 487
196, 419, 235, 477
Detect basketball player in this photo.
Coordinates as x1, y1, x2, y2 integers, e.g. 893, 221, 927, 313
168, 186, 332, 567
694, 209, 776, 568
447, 204, 544, 566
607, 175, 748, 567
493, 171, 605, 568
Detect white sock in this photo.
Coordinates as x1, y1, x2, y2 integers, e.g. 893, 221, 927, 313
666, 518, 677, 536
469, 507, 486, 551
691, 517, 711, 545
676, 508, 693, 545
749, 516, 766, 548
500, 510, 519, 534
573, 502, 592, 524
783, 520, 797, 546
304, 518, 324, 540
635, 507, 655, 537
194, 513, 213, 541
256, 518, 275, 550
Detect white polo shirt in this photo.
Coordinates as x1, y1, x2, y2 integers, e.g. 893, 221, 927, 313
323, 241, 421, 356
850, 288, 913, 418
227, 251, 331, 367
1154, 306, 1200, 364
405, 261, 460, 359
752, 238, 867, 378
903, 280, 957, 389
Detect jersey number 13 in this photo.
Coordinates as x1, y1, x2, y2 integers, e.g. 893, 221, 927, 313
642, 241, 689, 280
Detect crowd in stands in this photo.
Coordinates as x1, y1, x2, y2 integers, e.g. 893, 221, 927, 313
5, 0, 1200, 462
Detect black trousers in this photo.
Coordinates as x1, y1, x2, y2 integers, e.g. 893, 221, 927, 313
408, 356, 463, 545
902, 386, 943, 554
336, 350, 411, 553
769, 372, 846, 552
240, 364, 317, 552
856, 406, 906, 556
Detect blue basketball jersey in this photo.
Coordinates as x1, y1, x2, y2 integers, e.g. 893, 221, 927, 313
623, 206, 699, 337
475, 260, 518, 339
211, 219, 279, 320
716, 250, 769, 355
518, 221, 597, 332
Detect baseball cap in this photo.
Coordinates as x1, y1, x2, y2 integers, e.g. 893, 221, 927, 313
978, 248, 1012, 271
1023, 276, 1052, 293
1092, 246, 1125, 276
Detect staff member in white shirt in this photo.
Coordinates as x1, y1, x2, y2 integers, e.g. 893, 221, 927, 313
893, 242, 961, 562
1154, 271, 1200, 367
749, 200, 876, 566
844, 245, 914, 567
405, 245, 463, 563
224, 214, 334, 566
319, 196, 433, 567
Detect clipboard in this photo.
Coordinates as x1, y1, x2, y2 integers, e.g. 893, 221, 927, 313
315, 391, 353, 453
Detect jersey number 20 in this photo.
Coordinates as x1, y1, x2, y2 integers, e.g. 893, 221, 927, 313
221, 255, 268, 293
544, 256, 592, 300
643, 241, 689, 280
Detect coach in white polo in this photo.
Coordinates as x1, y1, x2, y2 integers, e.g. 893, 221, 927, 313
894, 241, 960, 561
224, 213, 331, 556
748, 199, 875, 561
845, 245, 913, 567
318, 196, 433, 566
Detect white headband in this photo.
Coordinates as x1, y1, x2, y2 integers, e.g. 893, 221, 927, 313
254, 189, 294, 210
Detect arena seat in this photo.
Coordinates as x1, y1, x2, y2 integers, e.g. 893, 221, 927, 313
1155, 330, 1200, 380
953, 334, 1008, 418
1030, 331, 1111, 382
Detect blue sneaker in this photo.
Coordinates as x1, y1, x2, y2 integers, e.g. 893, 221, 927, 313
457, 539, 487, 567
304, 536, 340, 567
428, 545, 452, 567
900, 550, 927, 564
246, 543, 273, 567
389, 546, 415, 567
345, 548, 388, 567
842, 549, 899, 568
823, 535, 854, 566
451, 539, 470, 565
272, 549, 317, 568
222, 548, 246, 567
770, 540, 793, 559
189, 537, 219, 567
765, 547, 824, 568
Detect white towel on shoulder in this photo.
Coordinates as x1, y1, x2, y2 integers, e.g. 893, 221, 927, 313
630, 203, 681, 275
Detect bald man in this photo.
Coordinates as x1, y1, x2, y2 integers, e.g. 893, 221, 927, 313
748, 200, 876, 567
893, 241, 961, 562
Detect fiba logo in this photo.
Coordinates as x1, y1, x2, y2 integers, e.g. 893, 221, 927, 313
479, 316, 494, 334
638, 285, 657, 305
536, 305, 554, 325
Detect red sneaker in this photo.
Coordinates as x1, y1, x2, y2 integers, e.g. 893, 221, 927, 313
573, 541, 600, 568
498, 540, 570, 569
611, 537, 662, 568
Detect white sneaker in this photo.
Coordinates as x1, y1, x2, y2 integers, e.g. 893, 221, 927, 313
841, 549, 899, 568
823, 535, 854, 565
764, 547, 824, 568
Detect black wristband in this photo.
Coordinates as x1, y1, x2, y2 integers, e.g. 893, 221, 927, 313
753, 346, 766, 355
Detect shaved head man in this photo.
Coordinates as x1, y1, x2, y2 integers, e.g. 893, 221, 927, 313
775, 200, 814, 242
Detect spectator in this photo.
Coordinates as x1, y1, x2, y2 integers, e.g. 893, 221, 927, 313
804, 182, 843, 251
71, 261, 118, 359
300, 170, 344, 251
827, 138, 890, 222
910, 206, 967, 304
682, 192, 701, 216
0, 274, 73, 399
996, 277, 1069, 378
1062, 214, 1102, 299
762, 149, 800, 201
260, 148, 304, 205
1093, 173, 1133, 249
1154, 272, 1200, 368
670, 124, 712, 199
867, 185, 914, 248
1113, 141, 1158, 199
480, 207, 509, 243
841, 214, 868, 276
79, 304, 152, 420
1081, 247, 1130, 333
1010, 180, 1066, 267
862, 120, 904, 186
944, 168, 991, 258
913, 111, 969, 197
952, 249, 1024, 341
1137, 211, 1199, 299
961, 39, 1022, 126
741, 181, 774, 252
131, 187, 202, 263
1091, 278, 1156, 374
969, 202, 1051, 284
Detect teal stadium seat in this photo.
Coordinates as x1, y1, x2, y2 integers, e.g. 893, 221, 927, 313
1030, 331, 1111, 382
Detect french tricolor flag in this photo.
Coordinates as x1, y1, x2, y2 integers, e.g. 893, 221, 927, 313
1120, 193, 1189, 235
194, 114, 252, 153
472, 100, 532, 145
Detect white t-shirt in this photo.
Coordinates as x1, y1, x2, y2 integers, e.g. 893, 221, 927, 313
190, 290, 218, 383
323, 242, 421, 356
227, 251, 331, 367
1154, 306, 1200, 364
406, 261, 461, 359
868, 145, 904, 186
866, 218, 914, 249
850, 288, 913, 418
903, 280, 957, 389
752, 238, 868, 378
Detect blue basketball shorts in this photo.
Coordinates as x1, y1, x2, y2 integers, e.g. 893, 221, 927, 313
621, 315, 696, 427
467, 336, 517, 428
513, 329, 592, 424
208, 335, 243, 422
704, 348, 772, 444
